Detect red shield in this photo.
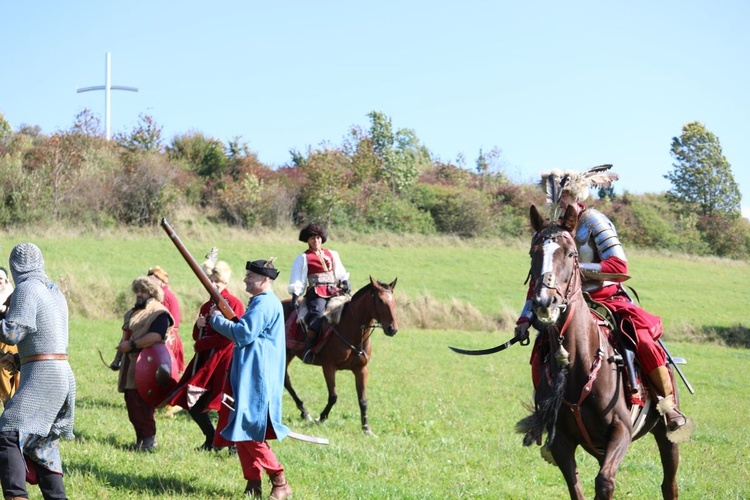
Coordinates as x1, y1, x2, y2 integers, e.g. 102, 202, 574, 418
135, 343, 179, 407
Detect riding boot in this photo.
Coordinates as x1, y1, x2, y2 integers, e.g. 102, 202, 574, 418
302, 329, 318, 365
244, 479, 262, 498
268, 471, 292, 500
648, 366, 694, 441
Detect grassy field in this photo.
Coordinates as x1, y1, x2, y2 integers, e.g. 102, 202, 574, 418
1, 223, 749, 498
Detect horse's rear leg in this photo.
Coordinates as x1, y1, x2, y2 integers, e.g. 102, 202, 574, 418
317, 364, 338, 424
652, 420, 679, 500
354, 365, 374, 435
284, 356, 312, 422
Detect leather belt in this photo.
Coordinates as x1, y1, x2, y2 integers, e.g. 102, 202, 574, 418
20, 353, 68, 365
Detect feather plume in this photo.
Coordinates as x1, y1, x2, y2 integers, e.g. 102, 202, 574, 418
580, 164, 618, 189
205, 247, 219, 268
264, 257, 277, 268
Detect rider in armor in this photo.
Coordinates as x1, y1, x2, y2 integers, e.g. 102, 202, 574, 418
288, 223, 350, 364
515, 165, 693, 441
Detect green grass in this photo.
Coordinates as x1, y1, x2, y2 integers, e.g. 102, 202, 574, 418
1, 226, 748, 498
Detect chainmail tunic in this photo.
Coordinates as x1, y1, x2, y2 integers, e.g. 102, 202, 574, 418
0, 243, 76, 474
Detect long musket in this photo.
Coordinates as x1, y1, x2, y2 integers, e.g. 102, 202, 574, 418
658, 338, 695, 395
160, 218, 238, 322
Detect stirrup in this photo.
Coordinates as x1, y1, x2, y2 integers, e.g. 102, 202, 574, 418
302, 349, 315, 364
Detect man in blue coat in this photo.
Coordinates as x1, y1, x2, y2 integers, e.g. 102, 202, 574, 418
209, 257, 292, 499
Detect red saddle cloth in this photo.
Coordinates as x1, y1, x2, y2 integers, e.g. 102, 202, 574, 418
285, 310, 306, 350
285, 310, 333, 353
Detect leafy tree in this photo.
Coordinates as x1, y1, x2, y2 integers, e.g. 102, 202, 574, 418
367, 111, 430, 193
665, 121, 741, 219
71, 108, 103, 137
0, 112, 11, 141
115, 114, 164, 154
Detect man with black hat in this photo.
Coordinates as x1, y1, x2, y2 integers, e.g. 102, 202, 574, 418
209, 258, 292, 499
0, 243, 76, 500
288, 222, 350, 364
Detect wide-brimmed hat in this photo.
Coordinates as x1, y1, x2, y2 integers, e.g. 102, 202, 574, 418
299, 223, 327, 244
245, 258, 280, 280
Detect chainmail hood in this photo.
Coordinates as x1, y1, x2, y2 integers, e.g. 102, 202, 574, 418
9, 242, 47, 285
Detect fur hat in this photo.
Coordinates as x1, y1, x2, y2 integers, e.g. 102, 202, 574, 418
147, 265, 169, 284
132, 276, 164, 302
299, 222, 327, 244
245, 257, 280, 280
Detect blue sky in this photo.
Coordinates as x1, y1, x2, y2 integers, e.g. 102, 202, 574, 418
2, 2, 749, 218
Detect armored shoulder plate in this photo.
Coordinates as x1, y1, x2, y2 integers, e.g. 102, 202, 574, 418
575, 209, 626, 262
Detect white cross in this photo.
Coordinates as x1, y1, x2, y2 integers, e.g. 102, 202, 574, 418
77, 52, 138, 140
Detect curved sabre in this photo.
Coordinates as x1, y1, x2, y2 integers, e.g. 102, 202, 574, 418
449, 334, 527, 356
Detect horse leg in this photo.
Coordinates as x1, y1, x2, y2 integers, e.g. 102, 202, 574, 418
652, 420, 679, 500
550, 436, 585, 500
594, 415, 631, 500
317, 363, 338, 424
284, 354, 312, 422
354, 365, 374, 436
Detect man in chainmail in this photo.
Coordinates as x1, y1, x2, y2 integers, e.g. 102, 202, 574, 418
0, 243, 76, 500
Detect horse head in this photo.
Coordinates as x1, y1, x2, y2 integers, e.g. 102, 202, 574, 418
528, 204, 581, 326
367, 275, 398, 337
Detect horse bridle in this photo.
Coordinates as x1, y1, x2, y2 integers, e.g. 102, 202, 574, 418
331, 286, 394, 364
532, 229, 582, 313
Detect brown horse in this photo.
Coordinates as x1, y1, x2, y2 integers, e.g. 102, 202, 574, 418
516, 205, 681, 499
282, 276, 398, 435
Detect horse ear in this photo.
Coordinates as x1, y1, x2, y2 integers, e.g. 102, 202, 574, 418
530, 205, 546, 232
369, 275, 377, 287
561, 204, 578, 232
389, 278, 397, 290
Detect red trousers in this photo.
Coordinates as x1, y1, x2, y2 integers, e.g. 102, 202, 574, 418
124, 389, 156, 440
236, 441, 284, 481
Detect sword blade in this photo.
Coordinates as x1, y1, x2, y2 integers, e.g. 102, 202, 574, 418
449, 335, 520, 356
287, 430, 329, 445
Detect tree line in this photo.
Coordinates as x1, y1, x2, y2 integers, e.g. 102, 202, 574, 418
1, 109, 748, 259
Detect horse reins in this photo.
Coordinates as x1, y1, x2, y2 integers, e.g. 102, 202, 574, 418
331, 287, 392, 367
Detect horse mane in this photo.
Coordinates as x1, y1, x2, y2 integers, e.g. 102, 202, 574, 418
351, 280, 391, 301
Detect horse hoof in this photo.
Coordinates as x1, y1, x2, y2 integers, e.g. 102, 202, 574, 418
363, 428, 378, 437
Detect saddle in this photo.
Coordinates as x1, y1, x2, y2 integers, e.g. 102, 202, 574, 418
583, 294, 656, 436
285, 296, 349, 354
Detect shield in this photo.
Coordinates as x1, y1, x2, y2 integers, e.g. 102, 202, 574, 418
135, 343, 179, 407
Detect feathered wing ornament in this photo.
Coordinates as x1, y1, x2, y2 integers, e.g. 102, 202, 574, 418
579, 164, 618, 189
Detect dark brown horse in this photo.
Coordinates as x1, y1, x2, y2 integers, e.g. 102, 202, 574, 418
516, 205, 681, 499
282, 276, 398, 435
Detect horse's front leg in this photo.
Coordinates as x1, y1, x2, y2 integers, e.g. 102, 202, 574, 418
549, 433, 584, 500
284, 355, 312, 422
317, 364, 338, 424
354, 365, 374, 436
595, 414, 631, 500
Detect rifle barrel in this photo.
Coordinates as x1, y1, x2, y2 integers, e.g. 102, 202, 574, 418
160, 218, 238, 322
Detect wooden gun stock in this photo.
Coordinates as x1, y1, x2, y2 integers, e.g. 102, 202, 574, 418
160, 218, 238, 322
